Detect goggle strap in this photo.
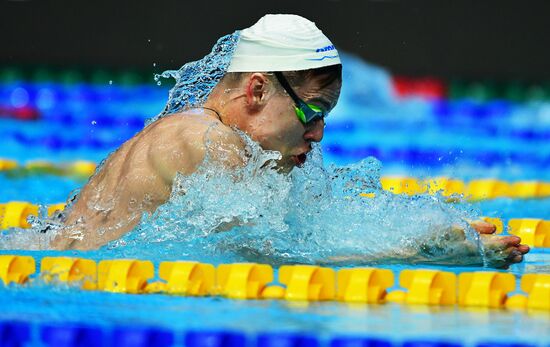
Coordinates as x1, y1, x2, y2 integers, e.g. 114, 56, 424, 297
273, 72, 304, 107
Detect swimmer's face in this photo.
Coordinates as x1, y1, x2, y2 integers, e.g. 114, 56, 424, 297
247, 72, 341, 172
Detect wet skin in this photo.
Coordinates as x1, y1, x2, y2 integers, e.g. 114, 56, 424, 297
51, 72, 530, 269
52, 72, 338, 250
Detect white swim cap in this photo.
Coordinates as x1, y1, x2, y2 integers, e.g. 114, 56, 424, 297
227, 14, 341, 72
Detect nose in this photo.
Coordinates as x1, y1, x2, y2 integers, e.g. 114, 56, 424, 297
303, 118, 324, 143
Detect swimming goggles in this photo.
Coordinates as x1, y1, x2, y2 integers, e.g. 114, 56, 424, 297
273, 71, 327, 125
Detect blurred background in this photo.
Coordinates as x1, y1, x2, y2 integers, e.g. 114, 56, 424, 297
1, 0, 550, 204
2, 0, 549, 79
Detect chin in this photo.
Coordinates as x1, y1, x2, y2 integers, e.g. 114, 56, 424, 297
275, 158, 296, 174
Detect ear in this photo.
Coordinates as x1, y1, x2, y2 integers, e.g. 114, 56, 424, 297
244, 73, 271, 111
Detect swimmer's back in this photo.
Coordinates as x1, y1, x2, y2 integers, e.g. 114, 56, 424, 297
52, 110, 245, 250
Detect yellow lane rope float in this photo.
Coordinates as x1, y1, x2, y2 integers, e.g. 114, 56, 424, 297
2, 159, 550, 199
1, 255, 549, 311
0, 202, 65, 229
0, 159, 96, 179
380, 176, 550, 200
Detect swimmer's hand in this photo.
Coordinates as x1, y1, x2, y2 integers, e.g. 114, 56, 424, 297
417, 221, 529, 268
466, 219, 530, 268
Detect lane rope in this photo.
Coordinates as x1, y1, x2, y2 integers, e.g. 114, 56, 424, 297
0, 255, 549, 311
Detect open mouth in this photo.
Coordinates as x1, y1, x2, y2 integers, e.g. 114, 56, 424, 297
291, 153, 307, 167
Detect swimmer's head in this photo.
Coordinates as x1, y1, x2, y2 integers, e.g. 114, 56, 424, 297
208, 14, 342, 172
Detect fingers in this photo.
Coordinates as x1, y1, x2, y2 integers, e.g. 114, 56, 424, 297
505, 235, 521, 246
498, 236, 530, 254
481, 234, 530, 268
518, 244, 530, 254
502, 242, 530, 264
505, 247, 525, 264
500, 236, 528, 263
470, 220, 497, 234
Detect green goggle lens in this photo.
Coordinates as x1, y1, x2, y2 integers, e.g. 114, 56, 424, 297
294, 107, 307, 123
294, 103, 326, 125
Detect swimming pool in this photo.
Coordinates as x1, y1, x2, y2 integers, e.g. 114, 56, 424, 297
1, 54, 550, 346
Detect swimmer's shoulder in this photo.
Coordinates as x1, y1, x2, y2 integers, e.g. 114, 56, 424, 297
152, 110, 233, 137
167, 111, 243, 149
147, 110, 246, 174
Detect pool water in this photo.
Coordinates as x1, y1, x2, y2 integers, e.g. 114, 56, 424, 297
1, 54, 550, 345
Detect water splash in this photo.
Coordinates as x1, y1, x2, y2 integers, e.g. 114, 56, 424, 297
0, 131, 489, 266
148, 31, 240, 124
105, 132, 484, 266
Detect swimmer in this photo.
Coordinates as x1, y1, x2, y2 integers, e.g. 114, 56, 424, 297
51, 14, 528, 268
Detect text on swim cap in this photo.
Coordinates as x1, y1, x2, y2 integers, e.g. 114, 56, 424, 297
316, 45, 336, 53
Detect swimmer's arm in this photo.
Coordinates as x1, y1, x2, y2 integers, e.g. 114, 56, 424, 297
321, 224, 527, 268
319, 227, 480, 267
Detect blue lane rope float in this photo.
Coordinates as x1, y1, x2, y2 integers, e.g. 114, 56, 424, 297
326, 122, 550, 143
0, 320, 541, 347
323, 145, 550, 168
9, 102, 550, 141
41, 111, 146, 129
331, 336, 392, 347
1, 255, 549, 311
3, 108, 550, 161
3, 81, 550, 159
8, 101, 550, 142
9, 127, 550, 163
257, 333, 319, 347
112, 326, 174, 347
6, 97, 550, 143
41, 324, 105, 347
3, 130, 125, 150
0, 321, 31, 347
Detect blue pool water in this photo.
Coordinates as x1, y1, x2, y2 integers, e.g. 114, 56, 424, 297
1, 53, 550, 345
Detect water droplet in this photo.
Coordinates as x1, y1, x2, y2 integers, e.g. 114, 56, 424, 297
152, 62, 157, 67
91, 120, 97, 125
109, 80, 113, 85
